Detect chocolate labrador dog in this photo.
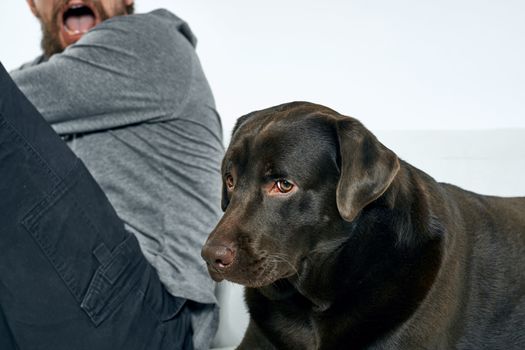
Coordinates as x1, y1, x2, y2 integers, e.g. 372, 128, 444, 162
201, 102, 525, 350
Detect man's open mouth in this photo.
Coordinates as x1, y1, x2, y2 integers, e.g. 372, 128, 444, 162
62, 3, 98, 34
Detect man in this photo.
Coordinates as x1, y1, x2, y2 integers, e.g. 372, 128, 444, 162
1, 0, 223, 349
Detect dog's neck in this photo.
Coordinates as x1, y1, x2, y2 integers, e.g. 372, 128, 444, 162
257, 243, 348, 310
258, 279, 297, 301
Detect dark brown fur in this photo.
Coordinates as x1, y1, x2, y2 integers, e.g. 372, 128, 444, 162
201, 102, 525, 349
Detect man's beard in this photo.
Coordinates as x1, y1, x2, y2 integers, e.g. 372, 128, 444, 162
40, 18, 68, 58
39, 1, 129, 58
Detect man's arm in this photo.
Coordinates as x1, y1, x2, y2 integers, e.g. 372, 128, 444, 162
11, 10, 196, 135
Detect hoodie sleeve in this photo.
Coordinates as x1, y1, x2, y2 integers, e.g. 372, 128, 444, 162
11, 9, 199, 135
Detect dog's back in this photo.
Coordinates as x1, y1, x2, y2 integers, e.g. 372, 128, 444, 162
440, 185, 525, 348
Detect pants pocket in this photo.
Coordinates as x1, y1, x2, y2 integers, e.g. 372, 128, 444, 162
81, 237, 147, 326
21, 160, 147, 326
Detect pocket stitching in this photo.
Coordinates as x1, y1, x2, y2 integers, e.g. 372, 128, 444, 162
81, 247, 145, 326
0, 112, 61, 187
21, 161, 107, 303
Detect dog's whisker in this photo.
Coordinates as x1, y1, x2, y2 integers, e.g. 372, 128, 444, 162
265, 253, 298, 275
310, 237, 350, 255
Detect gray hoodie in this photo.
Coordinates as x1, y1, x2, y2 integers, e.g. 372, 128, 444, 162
11, 9, 223, 349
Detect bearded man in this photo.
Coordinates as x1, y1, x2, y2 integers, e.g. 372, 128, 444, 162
0, 1, 223, 349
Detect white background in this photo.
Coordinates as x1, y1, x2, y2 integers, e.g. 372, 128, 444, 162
1, 0, 524, 196
1, 3, 524, 347
2, 1, 525, 135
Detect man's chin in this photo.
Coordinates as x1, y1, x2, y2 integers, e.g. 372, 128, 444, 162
40, 0, 107, 58
60, 29, 84, 48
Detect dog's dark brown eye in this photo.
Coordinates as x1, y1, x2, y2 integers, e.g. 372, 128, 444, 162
225, 174, 234, 190
276, 180, 294, 193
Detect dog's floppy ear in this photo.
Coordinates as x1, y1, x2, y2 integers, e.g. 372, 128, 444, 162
335, 119, 400, 222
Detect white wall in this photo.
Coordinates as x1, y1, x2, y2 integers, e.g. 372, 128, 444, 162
148, 1, 525, 138
2, 1, 525, 135
1, 1, 524, 196
376, 129, 525, 197
0, 4, 523, 348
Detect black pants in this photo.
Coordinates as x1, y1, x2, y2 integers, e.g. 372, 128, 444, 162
0, 63, 193, 350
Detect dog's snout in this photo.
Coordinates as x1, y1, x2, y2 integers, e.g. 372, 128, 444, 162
201, 243, 236, 269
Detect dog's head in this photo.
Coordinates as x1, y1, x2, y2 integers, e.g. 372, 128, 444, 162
201, 102, 400, 287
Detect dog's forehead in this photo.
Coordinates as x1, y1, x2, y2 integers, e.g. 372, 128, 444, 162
224, 104, 340, 177
233, 104, 336, 143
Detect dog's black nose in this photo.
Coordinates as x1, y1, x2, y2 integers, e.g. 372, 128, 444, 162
201, 243, 236, 269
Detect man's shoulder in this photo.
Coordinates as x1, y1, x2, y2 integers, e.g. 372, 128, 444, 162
60, 8, 200, 78
12, 55, 47, 72
97, 9, 197, 48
